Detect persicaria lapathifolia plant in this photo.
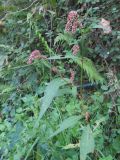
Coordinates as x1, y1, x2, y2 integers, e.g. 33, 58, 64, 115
65, 11, 79, 33
27, 50, 47, 64
72, 44, 80, 56
70, 69, 75, 83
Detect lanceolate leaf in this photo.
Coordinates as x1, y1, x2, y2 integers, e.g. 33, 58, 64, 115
49, 116, 80, 139
80, 125, 95, 160
39, 78, 69, 119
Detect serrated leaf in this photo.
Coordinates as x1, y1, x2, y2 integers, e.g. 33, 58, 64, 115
54, 33, 73, 45
74, 57, 104, 83
80, 125, 95, 160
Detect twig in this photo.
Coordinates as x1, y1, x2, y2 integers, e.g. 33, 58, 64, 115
1, 0, 38, 20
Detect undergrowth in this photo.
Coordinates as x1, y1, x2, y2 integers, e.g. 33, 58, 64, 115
0, 0, 120, 160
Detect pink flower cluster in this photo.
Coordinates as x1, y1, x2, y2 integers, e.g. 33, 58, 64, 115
72, 44, 80, 55
27, 50, 47, 64
100, 18, 112, 34
65, 11, 79, 33
70, 69, 75, 83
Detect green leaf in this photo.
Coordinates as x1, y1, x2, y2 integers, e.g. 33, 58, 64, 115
54, 33, 73, 45
74, 57, 104, 83
49, 116, 80, 139
57, 86, 77, 97
99, 155, 113, 160
0, 55, 7, 69
48, 0, 57, 8
39, 78, 69, 119
112, 136, 120, 153
80, 125, 95, 160
101, 85, 108, 91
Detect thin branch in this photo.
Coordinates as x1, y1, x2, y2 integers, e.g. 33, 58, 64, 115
1, 0, 38, 20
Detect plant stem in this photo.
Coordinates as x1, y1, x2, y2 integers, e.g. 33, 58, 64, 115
80, 51, 83, 96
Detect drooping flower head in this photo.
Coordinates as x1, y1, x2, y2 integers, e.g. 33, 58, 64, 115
67, 11, 78, 21
27, 50, 47, 64
65, 11, 79, 33
100, 18, 112, 34
27, 50, 41, 64
72, 44, 80, 55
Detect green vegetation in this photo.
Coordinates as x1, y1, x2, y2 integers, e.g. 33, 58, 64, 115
0, 0, 120, 159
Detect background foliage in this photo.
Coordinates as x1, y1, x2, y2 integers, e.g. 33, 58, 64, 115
0, 0, 120, 160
